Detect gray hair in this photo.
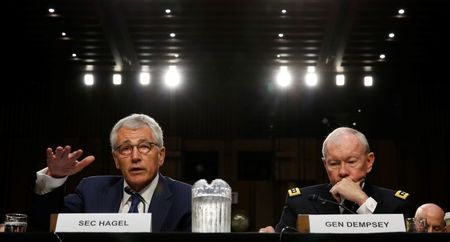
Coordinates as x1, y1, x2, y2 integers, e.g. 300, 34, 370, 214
322, 127, 370, 157
110, 113, 164, 151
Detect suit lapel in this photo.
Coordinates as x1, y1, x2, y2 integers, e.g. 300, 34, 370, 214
101, 177, 124, 212
148, 175, 173, 232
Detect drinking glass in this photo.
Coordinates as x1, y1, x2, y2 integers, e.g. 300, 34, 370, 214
4, 213, 27, 232
404, 217, 427, 232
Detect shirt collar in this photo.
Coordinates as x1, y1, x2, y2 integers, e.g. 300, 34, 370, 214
121, 173, 160, 208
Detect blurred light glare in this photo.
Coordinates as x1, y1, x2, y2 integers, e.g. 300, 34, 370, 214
305, 73, 318, 86
275, 66, 292, 88
113, 74, 122, 85
336, 74, 345, 86
364, 76, 373, 86
84, 74, 94, 86
307, 66, 316, 73
164, 66, 181, 88
139, 72, 150, 85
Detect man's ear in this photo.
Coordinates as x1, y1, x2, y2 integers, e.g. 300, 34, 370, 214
158, 146, 166, 167
112, 152, 120, 169
366, 152, 375, 173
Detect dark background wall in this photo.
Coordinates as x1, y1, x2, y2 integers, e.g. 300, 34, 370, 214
1, 57, 449, 230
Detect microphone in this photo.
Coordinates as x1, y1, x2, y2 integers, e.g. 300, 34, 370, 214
308, 194, 356, 214
124, 186, 147, 212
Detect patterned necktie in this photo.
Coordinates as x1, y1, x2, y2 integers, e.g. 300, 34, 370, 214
128, 194, 141, 213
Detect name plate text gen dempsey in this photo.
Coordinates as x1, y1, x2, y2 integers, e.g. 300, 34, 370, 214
308, 214, 405, 233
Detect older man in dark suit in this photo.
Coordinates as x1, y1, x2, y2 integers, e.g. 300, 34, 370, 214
31, 113, 191, 232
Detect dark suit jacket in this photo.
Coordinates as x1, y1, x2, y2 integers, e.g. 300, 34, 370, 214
30, 173, 192, 232
275, 183, 414, 232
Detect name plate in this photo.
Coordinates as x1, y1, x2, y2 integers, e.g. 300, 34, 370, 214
55, 213, 152, 233
307, 214, 405, 233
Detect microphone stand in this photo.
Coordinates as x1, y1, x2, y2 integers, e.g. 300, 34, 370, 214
309, 194, 356, 214
125, 186, 147, 213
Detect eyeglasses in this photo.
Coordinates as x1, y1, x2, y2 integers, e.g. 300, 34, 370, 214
114, 141, 159, 156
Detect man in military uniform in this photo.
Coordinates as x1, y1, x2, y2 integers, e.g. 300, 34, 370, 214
259, 127, 413, 232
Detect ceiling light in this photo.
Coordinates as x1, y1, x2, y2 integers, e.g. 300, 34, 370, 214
170, 33, 176, 38
364, 76, 373, 86
278, 33, 284, 38
305, 73, 318, 87
83, 74, 94, 86
307, 66, 316, 73
48, 8, 55, 13
275, 66, 292, 88
388, 33, 395, 39
112, 74, 122, 85
336, 74, 345, 86
165, 9, 171, 14
164, 66, 181, 88
139, 72, 150, 85
281, 9, 287, 14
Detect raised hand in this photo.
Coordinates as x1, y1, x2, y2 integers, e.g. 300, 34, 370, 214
46, 145, 95, 178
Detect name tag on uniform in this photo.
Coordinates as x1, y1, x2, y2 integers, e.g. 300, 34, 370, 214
307, 214, 405, 233
54, 213, 152, 232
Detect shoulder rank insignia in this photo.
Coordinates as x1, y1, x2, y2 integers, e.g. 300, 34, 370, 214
395, 190, 409, 200
288, 187, 301, 197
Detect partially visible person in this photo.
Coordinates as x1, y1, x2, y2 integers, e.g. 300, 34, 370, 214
31, 113, 191, 232
414, 203, 447, 233
259, 127, 413, 233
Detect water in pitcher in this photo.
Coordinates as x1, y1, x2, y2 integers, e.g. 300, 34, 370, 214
192, 179, 231, 232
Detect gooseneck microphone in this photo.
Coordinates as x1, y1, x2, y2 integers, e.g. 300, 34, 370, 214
124, 186, 147, 213
308, 194, 356, 214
